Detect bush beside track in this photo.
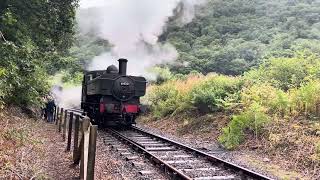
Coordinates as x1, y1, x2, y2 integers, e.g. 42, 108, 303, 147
142, 51, 320, 177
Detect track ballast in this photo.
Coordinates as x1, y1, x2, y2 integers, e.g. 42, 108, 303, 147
106, 126, 272, 180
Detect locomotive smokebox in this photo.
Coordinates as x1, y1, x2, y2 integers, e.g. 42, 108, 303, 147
118, 58, 128, 75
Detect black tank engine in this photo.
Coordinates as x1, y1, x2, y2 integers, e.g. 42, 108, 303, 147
81, 59, 147, 126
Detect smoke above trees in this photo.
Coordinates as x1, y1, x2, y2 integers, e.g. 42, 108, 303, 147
77, 0, 207, 77
51, 0, 207, 108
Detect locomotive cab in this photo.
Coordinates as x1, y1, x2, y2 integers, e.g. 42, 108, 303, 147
81, 59, 147, 126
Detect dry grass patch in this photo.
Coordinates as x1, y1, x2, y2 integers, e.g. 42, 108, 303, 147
0, 107, 49, 179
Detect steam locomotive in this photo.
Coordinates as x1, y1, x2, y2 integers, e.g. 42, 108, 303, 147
81, 59, 147, 126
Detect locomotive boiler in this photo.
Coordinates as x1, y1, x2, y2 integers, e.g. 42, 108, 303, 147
81, 59, 147, 126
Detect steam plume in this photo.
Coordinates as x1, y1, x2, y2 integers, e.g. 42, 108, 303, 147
78, 0, 207, 76
52, 0, 207, 108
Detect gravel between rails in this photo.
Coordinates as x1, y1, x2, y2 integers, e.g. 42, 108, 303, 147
136, 124, 278, 180
96, 130, 168, 180
110, 128, 270, 180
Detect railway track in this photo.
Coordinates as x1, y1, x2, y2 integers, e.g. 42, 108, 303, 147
67, 109, 272, 179
106, 126, 272, 180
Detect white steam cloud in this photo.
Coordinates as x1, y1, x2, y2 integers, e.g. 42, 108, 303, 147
52, 0, 206, 108
50, 82, 82, 108
78, 0, 207, 76
88, 43, 177, 79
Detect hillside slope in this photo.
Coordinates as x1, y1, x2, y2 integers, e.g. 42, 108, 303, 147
160, 0, 320, 75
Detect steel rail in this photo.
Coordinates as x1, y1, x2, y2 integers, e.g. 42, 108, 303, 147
129, 126, 272, 180
107, 128, 192, 180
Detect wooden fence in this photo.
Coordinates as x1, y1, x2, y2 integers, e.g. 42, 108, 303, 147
53, 107, 98, 180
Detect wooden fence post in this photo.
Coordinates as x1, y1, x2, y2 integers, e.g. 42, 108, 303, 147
59, 108, 64, 132
67, 112, 74, 151
53, 107, 56, 122
73, 115, 80, 163
55, 107, 59, 125
80, 117, 90, 180
87, 125, 97, 180
75, 130, 84, 165
63, 110, 68, 141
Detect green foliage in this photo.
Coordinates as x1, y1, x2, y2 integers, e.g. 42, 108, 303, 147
241, 83, 290, 115
145, 74, 243, 117
219, 103, 270, 149
218, 53, 320, 149
61, 71, 83, 87
244, 51, 320, 90
144, 75, 204, 118
146, 82, 179, 118
264, 57, 309, 90
231, 54, 320, 129
0, 0, 78, 106
0, 0, 78, 52
147, 52, 320, 149
190, 75, 242, 112
290, 80, 320, 116
161, 0, 320, 75
0, 43, 50, 106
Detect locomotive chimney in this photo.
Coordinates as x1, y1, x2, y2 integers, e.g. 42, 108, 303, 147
118, 58, 128, 75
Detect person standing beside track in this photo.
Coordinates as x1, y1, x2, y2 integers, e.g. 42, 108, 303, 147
46, 98, 56, 123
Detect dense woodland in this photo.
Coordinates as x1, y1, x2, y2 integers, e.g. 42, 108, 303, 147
162, 0, 320, 75
1, 0, 320, 173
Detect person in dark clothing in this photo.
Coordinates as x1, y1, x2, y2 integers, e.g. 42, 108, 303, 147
46, 99, 56, 123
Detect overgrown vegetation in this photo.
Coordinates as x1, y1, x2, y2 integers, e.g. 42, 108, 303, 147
219, 103, 269, 149
145, 52, 320, 172
150, 3, 320, 160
